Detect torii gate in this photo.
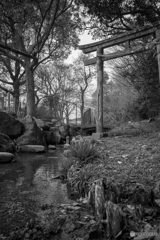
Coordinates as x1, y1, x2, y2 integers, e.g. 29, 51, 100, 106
79, 22, 160, 133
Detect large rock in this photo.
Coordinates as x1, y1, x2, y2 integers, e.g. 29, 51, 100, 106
44, 128, 61, 145
16, 119, 46, 147
0, 133, 15, 152
0, 152, 14, 163
33, 117, 50, 131
0, 111, 24, 139
59, 125, 68, 140
18, 145, 46, 153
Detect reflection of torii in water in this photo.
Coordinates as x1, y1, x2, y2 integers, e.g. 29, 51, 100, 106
79, 22, 160, 133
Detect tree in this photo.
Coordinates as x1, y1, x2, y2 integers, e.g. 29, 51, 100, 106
76, 0, 160, 38
110, 48, 160, 119
0, 57, 25, 114
35, 62, 77, 122
0, 0, 81, 117
71, 53, 95, 125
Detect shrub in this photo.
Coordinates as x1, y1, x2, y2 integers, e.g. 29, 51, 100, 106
70, 140, 98, 165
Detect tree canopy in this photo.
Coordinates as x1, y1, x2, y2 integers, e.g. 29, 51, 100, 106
77, 0, 160, 38
0, 0, 82, 117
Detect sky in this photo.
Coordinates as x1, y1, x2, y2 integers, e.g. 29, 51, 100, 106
67, 31, 96, 63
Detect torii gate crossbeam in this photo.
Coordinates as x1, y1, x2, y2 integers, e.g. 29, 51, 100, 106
79, 22, 160, 134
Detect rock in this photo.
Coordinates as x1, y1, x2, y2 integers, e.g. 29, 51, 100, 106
16, 119, 46, 146
0, 133, 15, 152
64, 143, 70, 149
44, 131, 54, 146
33, 117, 50, 131
0, 111, 24, 139
0, 152, 14, 163
59, 125, 68, 140
48, 145, 56, 150
6, 111, 17, 118
18, 145, 46, 153
44, 128, 61, 145
91, 133, 102, 141
63, 150, 71, 157
54, 120, 62, 127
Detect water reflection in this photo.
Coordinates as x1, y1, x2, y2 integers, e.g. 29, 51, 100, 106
0, 148, 70, 235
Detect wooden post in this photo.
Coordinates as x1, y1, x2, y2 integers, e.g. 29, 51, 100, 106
0, 97, 4, 110
96, 48, 103, 133
156, 28, 160, 84
8, 92, 10, 111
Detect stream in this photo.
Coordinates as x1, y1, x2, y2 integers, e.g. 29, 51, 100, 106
0, 148, 71, 236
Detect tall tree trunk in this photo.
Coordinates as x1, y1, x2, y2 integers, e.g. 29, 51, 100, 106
25, 61, 36, 117
81, 91, 85, 125
13, 81, 20, 115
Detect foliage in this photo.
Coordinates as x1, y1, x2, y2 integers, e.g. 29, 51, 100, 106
76, 0, 160, 38
70, 140, 98, 164
111, 48, 160, 119
68, 165, 92, 198
0, 0, 82, 117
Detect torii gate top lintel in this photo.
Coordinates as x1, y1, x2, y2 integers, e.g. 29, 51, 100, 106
79, 22, 160, 54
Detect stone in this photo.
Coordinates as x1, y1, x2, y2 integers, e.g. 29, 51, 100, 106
44, 128, 61, 145
44, 131, 54, 146
33, 117, 50, 131
63, 150, 71, 157
0, 111, 24, 139
0, 133, 15, 152
59, 125, 70, 141
16, 119, 46, 146
0, 152, 14, 163
91, 133, 101, 141
18, 145, 46, 153
48, 145, 56, 150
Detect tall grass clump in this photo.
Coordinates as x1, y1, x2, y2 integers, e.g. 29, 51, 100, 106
70, 140, 98, 165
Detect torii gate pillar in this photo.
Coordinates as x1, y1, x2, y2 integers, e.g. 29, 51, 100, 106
96, 48, 103, 133
156, 28, 160, 83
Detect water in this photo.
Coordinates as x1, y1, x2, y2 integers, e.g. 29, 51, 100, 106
0, 148, 70, 235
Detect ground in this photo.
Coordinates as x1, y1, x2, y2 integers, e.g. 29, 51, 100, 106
90, 120, 160, 192
3, 120, 160, 240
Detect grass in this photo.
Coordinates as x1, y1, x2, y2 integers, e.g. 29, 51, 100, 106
69, 140, 98, 165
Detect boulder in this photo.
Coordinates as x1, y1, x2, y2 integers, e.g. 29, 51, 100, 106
16, 119, 46, 147
18, 145, 46, 153
0, 133, 15, 152
33, 117, 50, 131
0, 111, 24, 139
0, 152, 14, 163
44, 128, 61, 145
48, 145, 56, 150
3, 110, 17, 118
59, 125, 68, 140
